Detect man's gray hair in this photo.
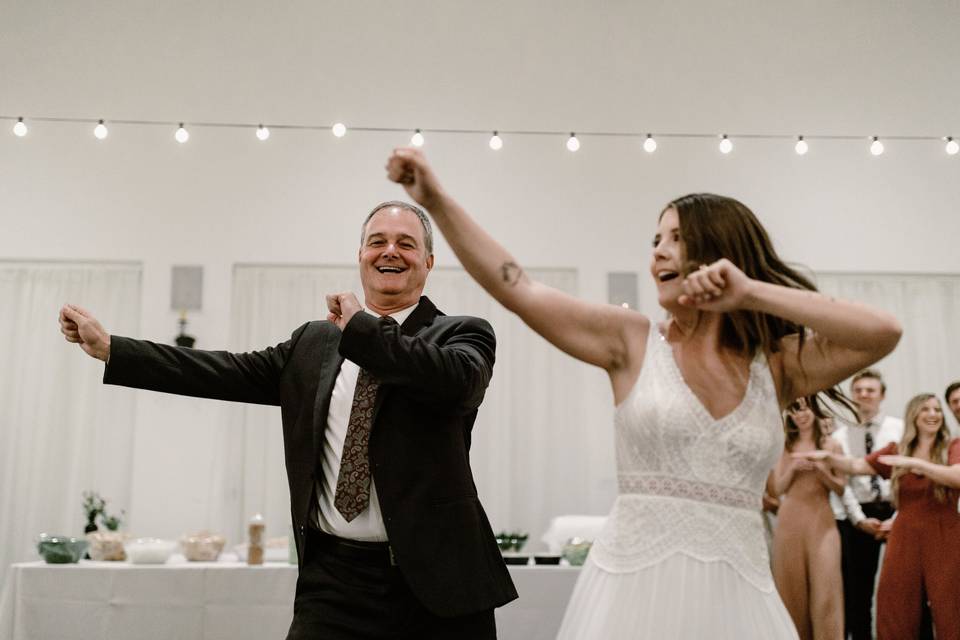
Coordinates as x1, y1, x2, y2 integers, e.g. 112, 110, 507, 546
360, 201, 433, 255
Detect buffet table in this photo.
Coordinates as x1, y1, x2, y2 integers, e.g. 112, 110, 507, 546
0, 560, 580, 640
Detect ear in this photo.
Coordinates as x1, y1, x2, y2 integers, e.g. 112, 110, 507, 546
425, 254, 434, 271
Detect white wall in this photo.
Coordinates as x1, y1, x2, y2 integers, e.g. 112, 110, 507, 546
2, 0, 959, 541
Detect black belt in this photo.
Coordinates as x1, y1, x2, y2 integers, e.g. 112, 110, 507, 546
308, 527, 397, 566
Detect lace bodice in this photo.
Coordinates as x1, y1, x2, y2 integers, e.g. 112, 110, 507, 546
589, 327, 784, 591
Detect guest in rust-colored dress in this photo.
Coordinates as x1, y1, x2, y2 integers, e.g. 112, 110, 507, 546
800, 393, 960, 640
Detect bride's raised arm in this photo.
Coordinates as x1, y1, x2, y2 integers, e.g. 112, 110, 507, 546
386, 148, 649, 378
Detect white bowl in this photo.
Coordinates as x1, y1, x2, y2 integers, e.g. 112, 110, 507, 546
125, 538, 177, 564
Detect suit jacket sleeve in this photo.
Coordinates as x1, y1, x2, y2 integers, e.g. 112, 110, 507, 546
103, 323, 309, 405
338, 312, 494, 410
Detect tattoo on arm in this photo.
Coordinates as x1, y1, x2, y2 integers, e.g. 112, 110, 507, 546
500, 261, 525, 287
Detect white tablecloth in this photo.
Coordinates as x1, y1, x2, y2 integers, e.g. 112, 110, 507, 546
0, 560, 579, 640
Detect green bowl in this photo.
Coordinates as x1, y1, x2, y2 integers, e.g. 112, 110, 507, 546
37, 535, 88, 564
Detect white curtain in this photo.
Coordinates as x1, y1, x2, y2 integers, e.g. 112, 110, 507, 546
815, 272, 960, 430
218, 264, 607, 549
0, 262, 141, 589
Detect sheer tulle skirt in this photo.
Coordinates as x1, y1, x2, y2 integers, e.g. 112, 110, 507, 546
556, 553, 799, 639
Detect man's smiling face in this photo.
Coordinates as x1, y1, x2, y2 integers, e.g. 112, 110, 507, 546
359, 206, 434, 309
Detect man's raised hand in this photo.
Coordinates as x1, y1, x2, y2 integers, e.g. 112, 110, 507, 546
325, 293, 363, 331
59, 304, 111, 361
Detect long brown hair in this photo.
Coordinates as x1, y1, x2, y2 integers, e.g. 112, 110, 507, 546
893, 393, 953, 504
664, 194, 856, 418
784, 398, 828, 452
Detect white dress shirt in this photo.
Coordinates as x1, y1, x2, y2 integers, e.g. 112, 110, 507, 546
314, 303, 417, 541
832, 414, 904, 504
828, 433, 866, 524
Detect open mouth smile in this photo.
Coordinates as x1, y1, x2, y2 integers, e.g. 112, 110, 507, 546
657, 271, 679, 282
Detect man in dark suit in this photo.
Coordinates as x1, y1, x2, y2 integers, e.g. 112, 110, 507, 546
59, 201, 517, 639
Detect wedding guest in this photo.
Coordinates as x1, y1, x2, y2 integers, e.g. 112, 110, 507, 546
799, 393, 960, 640
771, 398, 844, 640
830, 370, 903, 639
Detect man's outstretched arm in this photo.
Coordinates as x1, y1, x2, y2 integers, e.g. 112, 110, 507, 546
59, 303, 302, 406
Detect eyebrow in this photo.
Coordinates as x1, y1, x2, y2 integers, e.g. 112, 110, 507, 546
367, 232, 418, 244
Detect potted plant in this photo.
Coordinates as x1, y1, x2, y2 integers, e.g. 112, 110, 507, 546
82, 491, 105, 534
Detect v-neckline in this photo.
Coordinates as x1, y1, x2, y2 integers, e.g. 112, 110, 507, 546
660, 332, 757, 425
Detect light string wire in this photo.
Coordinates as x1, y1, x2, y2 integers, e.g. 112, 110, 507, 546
1, 115, 955, 149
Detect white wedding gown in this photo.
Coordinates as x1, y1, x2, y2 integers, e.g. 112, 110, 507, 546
556, 329, 798, 639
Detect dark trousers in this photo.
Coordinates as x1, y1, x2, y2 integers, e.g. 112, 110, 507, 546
285, 528, 497, 640
839, 502, 894, 640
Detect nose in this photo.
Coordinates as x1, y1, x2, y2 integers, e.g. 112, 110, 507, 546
652, 239, 669, 262
381, 242, 400, 257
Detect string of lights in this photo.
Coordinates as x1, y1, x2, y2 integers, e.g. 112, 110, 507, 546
2, 115, 957, 157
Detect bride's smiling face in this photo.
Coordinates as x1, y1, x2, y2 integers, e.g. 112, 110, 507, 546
650, 207, 686, 311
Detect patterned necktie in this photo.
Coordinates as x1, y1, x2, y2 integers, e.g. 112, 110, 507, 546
334, 366, 380, 522
864, 428, 881, 501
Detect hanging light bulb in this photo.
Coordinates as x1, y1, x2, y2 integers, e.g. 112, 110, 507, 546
411, 129, 424, 147
175, 123, 189, 144
93, 119, 109, 140
718, 135, 733, 154
332, 122, 347, 138
945, 137, 959, 156
870, 136, 884, 156
643, 134, 657, 153
566, 133, 580, 152
488, 131, 503, 150
256, 125, 270, 141
794, 136, 808, 155
12, 117, 27, 137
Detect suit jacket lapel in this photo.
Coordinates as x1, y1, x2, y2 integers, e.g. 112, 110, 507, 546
313, 327, 345, 461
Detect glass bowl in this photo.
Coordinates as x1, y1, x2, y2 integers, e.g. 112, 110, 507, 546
87, 531, 128, 561
125, 538, 177, 564
37, 534, 88, 564
180, 531, 226, 561
561, 537, 593, 567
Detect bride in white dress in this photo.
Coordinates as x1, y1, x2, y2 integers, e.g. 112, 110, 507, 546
385, 149, 902, 639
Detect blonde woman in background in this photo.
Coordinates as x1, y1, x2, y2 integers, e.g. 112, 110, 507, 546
798, 394, 960, 639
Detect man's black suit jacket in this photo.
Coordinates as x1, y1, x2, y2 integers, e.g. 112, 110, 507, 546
103, 296, 518, 616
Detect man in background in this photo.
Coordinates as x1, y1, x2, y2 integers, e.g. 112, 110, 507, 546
831, 370, 903, 640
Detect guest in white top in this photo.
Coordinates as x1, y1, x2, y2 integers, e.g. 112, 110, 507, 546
830, 370, 903, 640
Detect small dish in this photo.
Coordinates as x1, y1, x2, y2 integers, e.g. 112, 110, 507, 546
501, 554, 530, 566
533, 554, 562, 565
